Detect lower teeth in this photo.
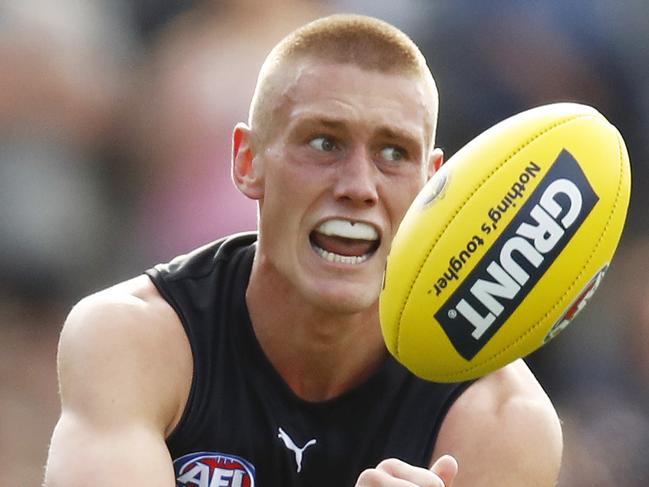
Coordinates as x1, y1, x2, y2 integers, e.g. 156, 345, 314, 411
314, 245, 369, 265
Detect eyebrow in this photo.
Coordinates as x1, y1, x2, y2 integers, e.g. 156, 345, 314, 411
374, 126, 422, 147
291, 113, 423, 144
289, 114, 346, 131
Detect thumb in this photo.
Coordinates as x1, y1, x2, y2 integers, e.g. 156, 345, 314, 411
430, 454, 458, 487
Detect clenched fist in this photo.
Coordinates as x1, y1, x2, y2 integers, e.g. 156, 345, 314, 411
355, 455, 458, 486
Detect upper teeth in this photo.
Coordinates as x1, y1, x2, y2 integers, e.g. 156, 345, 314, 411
316, 219, 378, 240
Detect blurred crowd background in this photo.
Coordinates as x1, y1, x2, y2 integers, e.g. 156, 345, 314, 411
1, 0, 648, 485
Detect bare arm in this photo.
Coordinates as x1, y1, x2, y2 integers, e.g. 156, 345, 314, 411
354, 359, 560, 487
432, 359, 563, 486
44, 277, 192, 486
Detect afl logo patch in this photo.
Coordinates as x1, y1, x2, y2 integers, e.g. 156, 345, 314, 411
174, 452, 255, 487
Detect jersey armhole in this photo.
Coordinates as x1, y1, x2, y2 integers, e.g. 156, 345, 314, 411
144, 269, 198, 443
425, 379, 478, 462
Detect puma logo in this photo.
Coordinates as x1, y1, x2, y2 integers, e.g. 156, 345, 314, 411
277, 427, 317, 473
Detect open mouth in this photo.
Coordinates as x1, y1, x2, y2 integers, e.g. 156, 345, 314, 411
309, 218, 380, 265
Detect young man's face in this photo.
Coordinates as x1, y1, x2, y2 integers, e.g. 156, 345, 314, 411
244, 60, 439, 314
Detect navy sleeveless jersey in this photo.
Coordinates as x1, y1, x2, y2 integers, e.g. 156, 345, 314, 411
146, 233, 473, 487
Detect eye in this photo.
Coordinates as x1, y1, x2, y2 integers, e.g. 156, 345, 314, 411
309, 136, 336, 152
380, 146, 406, 162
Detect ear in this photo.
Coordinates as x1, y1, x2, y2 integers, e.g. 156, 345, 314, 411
232, 122, 264, 200
428, 148, 444, 180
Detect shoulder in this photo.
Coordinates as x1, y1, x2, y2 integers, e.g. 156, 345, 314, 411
58, 275, 192, 435
433, 359, 562, 486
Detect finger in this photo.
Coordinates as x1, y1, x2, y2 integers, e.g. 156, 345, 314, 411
356, 467, 415, 486
430, 455, 458, 487
376, 458, 445, 486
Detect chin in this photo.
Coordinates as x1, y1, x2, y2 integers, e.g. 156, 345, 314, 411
306, 278, 381, 315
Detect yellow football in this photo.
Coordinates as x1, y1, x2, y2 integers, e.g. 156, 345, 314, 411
380, 103, 631, 382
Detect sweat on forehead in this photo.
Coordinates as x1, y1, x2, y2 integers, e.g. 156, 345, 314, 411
248, 14, 438, 145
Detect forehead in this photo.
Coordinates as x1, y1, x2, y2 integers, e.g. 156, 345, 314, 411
276, 60, 434, 140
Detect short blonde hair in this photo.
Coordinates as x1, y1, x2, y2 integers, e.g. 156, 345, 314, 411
249, 14, 438, 148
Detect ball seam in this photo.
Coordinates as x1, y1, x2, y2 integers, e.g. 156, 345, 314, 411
433, 124, 627, 380
394, 114, 597, 359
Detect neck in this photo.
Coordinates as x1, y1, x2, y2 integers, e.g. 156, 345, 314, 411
246, 254, 387, 402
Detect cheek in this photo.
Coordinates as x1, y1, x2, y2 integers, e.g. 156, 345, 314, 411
259, 157, 327, 236
387, 177, 426, 221
265, 152, 330, 207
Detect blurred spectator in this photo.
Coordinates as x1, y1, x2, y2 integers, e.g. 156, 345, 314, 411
0, 0, 139, 302
616, 238, 649, 398
411, 0, 649, 234
0, 305, 60, 487
545, 237, 649, 486
558, 393, 649, 486
0, 1, 138, 485
126, 0, 329, 262
129, 0, 202, 44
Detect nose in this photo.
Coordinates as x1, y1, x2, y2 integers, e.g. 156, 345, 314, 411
332, 149, 379, 207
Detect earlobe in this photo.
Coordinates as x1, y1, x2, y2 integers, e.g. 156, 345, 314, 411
232, 123, 264, 200
428, 148, 444, 179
